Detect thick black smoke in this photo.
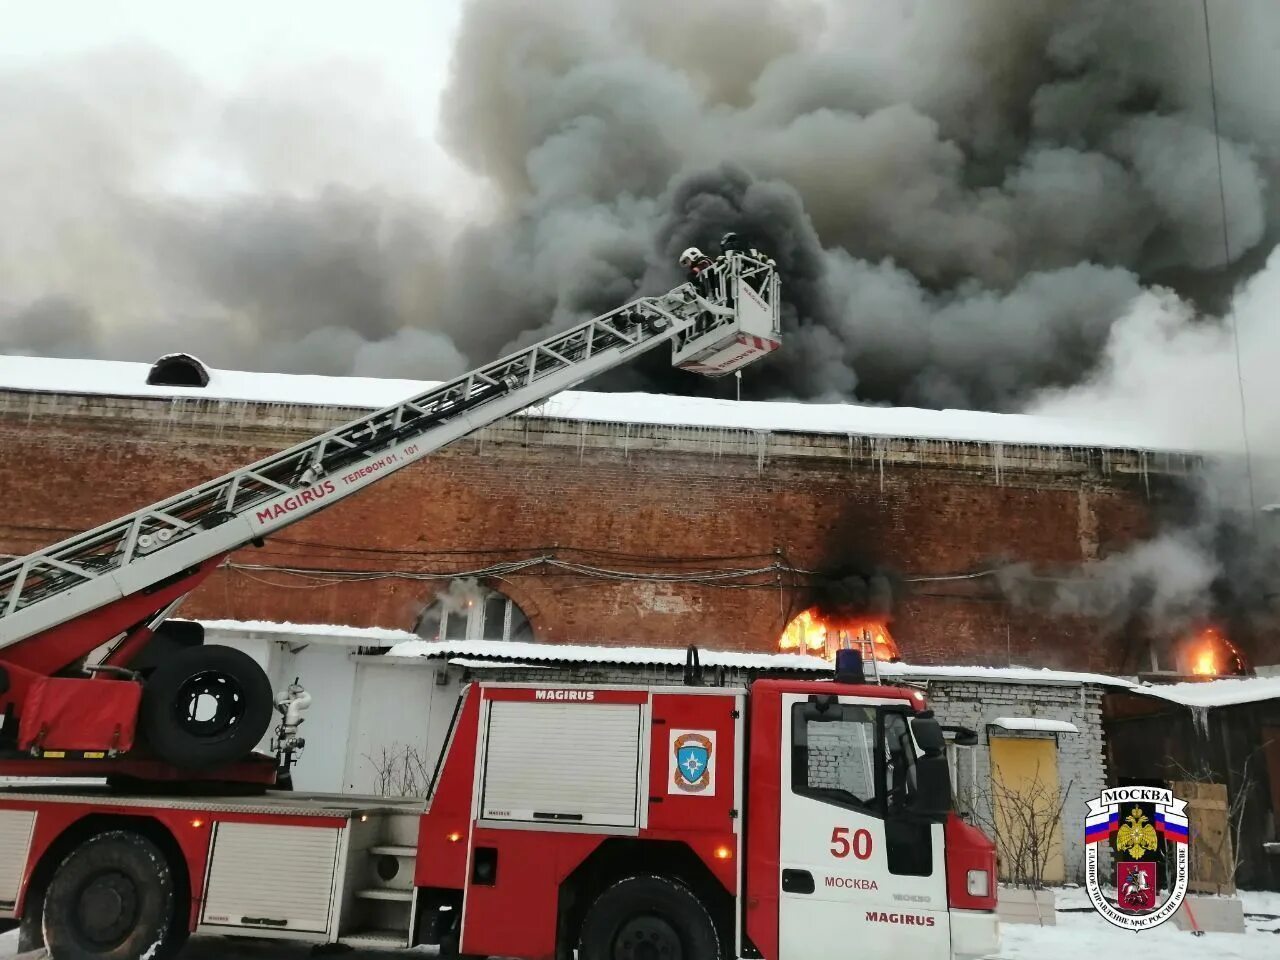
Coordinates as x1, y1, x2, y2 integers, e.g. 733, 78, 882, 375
4, 1, 1279, 412
6, 2, 1280, 662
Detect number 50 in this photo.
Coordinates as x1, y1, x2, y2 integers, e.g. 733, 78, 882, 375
830, 827, 873, 860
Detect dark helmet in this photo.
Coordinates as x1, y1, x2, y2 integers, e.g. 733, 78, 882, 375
720, 231, 744, 252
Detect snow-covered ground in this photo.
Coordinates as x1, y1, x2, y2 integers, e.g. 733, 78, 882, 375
5, 889, 1280, 959
993, 887, 1280, 960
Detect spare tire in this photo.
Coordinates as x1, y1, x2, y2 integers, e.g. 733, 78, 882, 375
139, 644, 273, 769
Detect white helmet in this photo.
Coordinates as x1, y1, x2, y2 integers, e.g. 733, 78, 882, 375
679, 246, 703, 267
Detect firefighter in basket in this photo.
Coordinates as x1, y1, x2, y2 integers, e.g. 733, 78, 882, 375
679, 246, 719, 333
716, 232, 774, 297
718, 231, 774, 265
679, 246, 716, 292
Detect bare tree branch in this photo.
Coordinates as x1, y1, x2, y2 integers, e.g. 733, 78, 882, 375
970, 756, 1072, 890
364, 744, 433, 797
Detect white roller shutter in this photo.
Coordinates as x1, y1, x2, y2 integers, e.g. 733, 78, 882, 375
0, 810, 36, 910
201, 822, 341, 934
481, 701, 643, 828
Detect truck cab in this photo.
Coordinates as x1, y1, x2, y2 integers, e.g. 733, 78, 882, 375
752, 677, 998, 960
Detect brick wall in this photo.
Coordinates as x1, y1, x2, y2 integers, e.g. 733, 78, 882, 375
0, 389, 1197, 672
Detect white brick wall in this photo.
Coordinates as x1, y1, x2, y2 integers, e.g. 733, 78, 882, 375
916, 678, 1106, 883
808, 724, 875, 800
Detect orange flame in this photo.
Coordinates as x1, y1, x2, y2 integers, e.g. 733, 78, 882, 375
1183, 625, 1244, 677
780, 608, 899, 662
1191, 646, 1218, 677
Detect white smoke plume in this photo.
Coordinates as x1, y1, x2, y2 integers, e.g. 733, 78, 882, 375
1006, 244, 1280, 651
414, 576, 488, 640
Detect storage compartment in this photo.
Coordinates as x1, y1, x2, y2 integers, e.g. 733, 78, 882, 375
17, 676, 141, 753
0, 810, 36, 912
201, 821, 342, 934
480, 700, 644, 828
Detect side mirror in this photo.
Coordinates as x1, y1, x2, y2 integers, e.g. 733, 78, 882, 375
910, 754, 952, 822
909, 715, 946, 756
941, 724, 979, 747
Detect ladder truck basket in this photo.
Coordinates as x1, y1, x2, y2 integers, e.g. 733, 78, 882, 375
672, 254, 781, 377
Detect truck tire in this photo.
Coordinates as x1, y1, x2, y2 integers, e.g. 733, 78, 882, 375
139, 643, 273, 769
578, 875, 721, 960
41, 830, 185, 960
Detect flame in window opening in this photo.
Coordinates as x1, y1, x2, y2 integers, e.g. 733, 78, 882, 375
780, 608, 900, 662
1182, 625, 1246, 677
1177, 627, 1249, 680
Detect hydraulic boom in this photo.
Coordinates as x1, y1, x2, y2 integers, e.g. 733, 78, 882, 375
0, 254, 781, 780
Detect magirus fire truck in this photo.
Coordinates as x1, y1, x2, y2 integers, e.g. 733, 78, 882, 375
0, 252, 999, 959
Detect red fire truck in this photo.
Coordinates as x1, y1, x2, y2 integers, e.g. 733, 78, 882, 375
0, 254, 999, 958
1, 654, 998, 959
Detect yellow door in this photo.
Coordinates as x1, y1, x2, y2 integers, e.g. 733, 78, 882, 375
988, 737, 1065, 885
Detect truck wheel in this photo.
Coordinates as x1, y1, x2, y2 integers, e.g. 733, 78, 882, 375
140, 644, 273, 769
578, 875, 721, 960
41, 830, 184, 960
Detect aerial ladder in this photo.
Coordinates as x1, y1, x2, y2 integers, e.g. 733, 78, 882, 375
0, 253, 781, 786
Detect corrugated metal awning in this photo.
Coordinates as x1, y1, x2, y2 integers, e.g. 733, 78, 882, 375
383, 638, 831, 673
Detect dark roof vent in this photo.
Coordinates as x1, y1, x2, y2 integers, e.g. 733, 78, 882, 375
147, 353, 210, 387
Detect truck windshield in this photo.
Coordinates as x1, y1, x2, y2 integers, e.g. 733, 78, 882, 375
791, 702, 928, 817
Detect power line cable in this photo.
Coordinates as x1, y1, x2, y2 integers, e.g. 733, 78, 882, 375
1202, 0, 1257, 517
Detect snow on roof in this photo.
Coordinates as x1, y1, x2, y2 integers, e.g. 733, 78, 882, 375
448, 657, 554, 670
991, 717, 1080, 733
1123, 675, 1280, 710
0, 353, 1185, 452
195, 620, 829, 671
200, 618, 418, 644
880, 662, 1280, 709
198, 619, 1280, 707
874, 662, 1134, 687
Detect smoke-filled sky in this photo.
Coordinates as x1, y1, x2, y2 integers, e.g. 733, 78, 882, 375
2, 0, 1279, 433
6, 0, 1280, 653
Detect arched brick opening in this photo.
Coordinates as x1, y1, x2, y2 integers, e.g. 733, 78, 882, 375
409, 576, 544, 643
147, 353, 210, 387
779, 606, 900, 662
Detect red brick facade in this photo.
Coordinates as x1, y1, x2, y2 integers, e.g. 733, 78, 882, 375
0, 389, 1195, 672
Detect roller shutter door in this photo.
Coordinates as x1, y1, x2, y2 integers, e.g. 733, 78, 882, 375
0, 810, 36, 911
481, 701, 643, 828
201, 822, 341, 933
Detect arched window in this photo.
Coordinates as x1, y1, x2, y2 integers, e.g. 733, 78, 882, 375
778, 607, 899, 662
147, 352, 210, 387
416, 581, 533, 642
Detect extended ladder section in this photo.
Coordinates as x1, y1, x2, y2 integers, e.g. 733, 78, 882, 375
0, 255, 780, 649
